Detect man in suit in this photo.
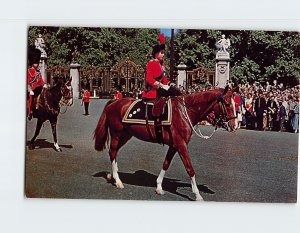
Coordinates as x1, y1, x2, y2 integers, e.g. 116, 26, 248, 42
254, 91, 267, 130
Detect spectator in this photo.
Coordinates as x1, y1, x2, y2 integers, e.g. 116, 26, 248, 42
290, 96, 299, 133
267, 95, 278, 131
277, 100, 287, 132
254, 91, 267, 130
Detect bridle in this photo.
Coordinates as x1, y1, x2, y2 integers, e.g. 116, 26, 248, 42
180, 93, 236, 139
59, 82, 73, 113
210, 94, 237, 131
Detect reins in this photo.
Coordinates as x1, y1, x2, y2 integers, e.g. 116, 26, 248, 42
39, 83, 72, 115
181, 96, 218, 139
179, 92, 235, 139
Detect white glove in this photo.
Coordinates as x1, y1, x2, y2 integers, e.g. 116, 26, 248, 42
30, 90, 34, 96
159, 83, 170, 91
43, 84, 48, 89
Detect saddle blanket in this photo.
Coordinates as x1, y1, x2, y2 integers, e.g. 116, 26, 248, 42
122, 99, 172, 125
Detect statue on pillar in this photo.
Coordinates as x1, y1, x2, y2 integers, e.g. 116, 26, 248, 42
72, 49, 79, 64
215, 34, 231, 53
35, 34, 47, 58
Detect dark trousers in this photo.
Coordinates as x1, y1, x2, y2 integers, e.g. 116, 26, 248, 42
256, 113, 264, 130
84, 102, 89, 115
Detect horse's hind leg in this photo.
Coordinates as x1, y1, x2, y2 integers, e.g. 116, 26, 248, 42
156, 146, 177, 195
108, 132, 132, 189
29, 118, 44, 149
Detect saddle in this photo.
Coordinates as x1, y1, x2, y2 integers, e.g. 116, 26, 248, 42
122, 98, 172, 144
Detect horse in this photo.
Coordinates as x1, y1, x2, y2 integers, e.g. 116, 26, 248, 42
94, 86, 238, 201
27, 77, 73, 152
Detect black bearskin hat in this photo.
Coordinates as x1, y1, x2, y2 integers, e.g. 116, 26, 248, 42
28, 46, 41, 65
152, 33, 165, 58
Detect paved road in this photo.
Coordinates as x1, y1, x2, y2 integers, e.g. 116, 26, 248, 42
25, 99, 298, 202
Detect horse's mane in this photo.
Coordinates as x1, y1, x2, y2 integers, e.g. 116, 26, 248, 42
185, 88, 223, 106
48, 81, 63, 92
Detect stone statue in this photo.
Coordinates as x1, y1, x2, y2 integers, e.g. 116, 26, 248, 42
215, 34, 230, 52
35, 34, 47, 58
72, 49, 79, 63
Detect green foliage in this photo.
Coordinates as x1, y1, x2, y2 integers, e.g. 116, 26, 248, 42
175, 29, 300, 85
28, 27, 300, 86
28, 26, 159, 68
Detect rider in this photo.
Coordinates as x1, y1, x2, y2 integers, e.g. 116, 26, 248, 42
27, 47, 47, 120
142, 33, 180, 99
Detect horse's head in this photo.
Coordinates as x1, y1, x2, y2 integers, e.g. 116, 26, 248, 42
212, 86, 238, 132
60, 77, 73, 106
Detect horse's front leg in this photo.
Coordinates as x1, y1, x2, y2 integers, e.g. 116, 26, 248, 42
50, 117, 61, 152
156, 146, 177, 195
177, 143, 203, 201
29, 118, 44, 150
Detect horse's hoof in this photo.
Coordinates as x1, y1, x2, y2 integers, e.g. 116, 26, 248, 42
195, 194, 204, 201
155, 189, 165, 195
28, 144, 34, 150
55, 148, 62, 152
115, 181, 124, 189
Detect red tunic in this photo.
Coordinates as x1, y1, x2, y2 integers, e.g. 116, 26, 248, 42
142, 60, 169, 99
115, 92, 123, 99
83, 90, 91, 103
27, 66, 44, 90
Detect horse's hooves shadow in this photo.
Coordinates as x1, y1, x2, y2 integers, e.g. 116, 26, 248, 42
93, 170, 215, 201
27, 139, 73, 151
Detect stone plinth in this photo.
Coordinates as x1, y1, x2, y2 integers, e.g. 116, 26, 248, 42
70, 63, 81, 99
176, 62, 187, 88
215, 51, 230, 88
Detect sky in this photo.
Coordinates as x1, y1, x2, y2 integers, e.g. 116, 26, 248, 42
160, 28, 174, 37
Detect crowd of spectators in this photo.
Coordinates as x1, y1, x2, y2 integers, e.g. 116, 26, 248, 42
107, 80, 299, 133
182, 80, 299, 133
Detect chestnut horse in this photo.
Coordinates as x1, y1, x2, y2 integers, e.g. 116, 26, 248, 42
94, 86, 238, 201
28, 78, 73, 152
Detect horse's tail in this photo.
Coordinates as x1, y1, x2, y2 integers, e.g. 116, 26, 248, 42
94, 99, 115, 151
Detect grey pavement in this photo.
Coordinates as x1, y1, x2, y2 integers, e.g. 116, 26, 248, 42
25, 99, 298, 202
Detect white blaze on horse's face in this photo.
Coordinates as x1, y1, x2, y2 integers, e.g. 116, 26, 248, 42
63, 83, 73, 106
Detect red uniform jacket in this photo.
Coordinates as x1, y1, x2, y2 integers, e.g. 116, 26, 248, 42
83, 90, 91, 103
27, 66, 45, 90
115, 92, 123, 99
142, 60, 169, 99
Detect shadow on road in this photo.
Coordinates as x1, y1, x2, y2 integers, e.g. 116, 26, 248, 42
93, 170, 215, 201
26, 139, 73, 151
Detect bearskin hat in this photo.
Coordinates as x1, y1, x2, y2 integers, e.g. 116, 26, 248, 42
152, 33, 165, 58
28, 46, 41, 65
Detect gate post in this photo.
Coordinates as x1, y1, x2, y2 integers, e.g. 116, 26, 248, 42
176, 62, 187, 89
70, 63, 81, 99
215, 34, 231, 88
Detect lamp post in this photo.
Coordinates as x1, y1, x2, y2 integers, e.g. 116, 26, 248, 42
169, 29, 175, 82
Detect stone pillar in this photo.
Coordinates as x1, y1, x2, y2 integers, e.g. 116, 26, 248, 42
39, 58, 47, 84
215, 51, 230, 88
176, 62, 187, 88
70, 63, 81, 99
35, 34, 48, 83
